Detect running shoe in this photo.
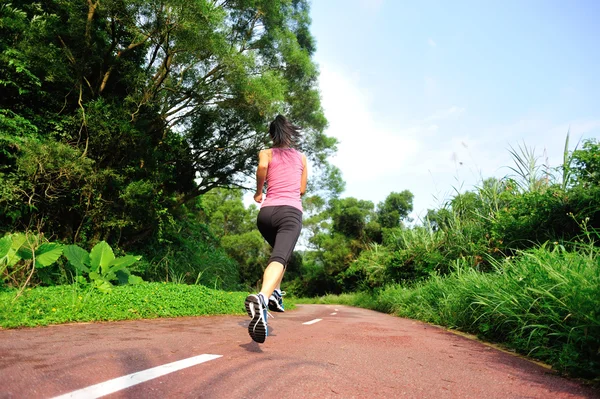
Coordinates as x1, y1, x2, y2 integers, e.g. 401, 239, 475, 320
245, 294, 268, 343
268, 290, 286, 312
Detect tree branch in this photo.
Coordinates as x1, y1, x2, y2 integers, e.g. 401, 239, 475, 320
100, 31, 154, 94
86, 0, 99, 47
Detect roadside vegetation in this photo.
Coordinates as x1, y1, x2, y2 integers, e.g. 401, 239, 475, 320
1, 0, 598, 381
0, 283, 250, 328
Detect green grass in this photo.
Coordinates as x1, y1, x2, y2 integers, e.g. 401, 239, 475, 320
305, 244, 600, 379
0, 282, 252, 328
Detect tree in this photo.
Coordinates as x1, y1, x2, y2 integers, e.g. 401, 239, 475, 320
200, 188, 257, 237
571, 139, 600, 187
199, 188, 269, 287
377, 191, 413, 229
329, 198, 376, 240
300, 197, 377, 292
0, 0, 336, 247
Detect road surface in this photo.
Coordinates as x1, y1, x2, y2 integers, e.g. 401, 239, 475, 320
1, 304, 598, 398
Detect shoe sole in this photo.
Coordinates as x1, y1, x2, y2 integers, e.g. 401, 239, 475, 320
245, 296, 255, 318
246, 295, 267, 343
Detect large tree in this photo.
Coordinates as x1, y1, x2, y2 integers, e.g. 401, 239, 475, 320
0, 0, 335, 245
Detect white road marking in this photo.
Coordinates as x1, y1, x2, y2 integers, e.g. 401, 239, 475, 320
330, 312, 337, 315
52, 354, 222, 399
302, 318, 322, 325
334, 308, 339, 311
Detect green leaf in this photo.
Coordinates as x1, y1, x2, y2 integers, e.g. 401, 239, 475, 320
63, 245, 90, 273
108, 255, 141, 273
35, 243, 63, 267
5, 248, 21, 267
10, 233, 26, 251
128, 275, 143, 285
104, 272, 117, 281
90, 241, 115, 273
16, 246, 33, 260
116, 269, 131, 285
89, 271, 103, 282
0, 236, 12, 259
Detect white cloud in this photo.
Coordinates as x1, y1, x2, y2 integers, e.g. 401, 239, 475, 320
318, 65, 419, 182
428, 38, 437, 47
317, 63, 470, 214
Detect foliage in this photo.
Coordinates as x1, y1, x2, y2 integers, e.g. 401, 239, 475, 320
377, 190, 413, 228
571, 138, 600, 187
135, 201, 240, 290
221, 231, 270, 289
197, 188, 268, 288
0, 282, 252, 328
0, 135, 96, 234
339, 243, 391, 291
307, 198, 377, 280
506, 142, 551, 193
0, 233, 64, 293
63, 240, 143, 292
293, 191, 414, 295
488, 185, 599, 251
349, 137, 600, 291
0, 0, 334, 254
282, 257, 341, 297
200, 189, 258, 237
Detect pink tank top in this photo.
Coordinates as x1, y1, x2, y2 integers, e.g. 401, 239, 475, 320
261, 148, 304, 212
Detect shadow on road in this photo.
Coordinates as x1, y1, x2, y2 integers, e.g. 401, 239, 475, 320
239, 341, 263, 353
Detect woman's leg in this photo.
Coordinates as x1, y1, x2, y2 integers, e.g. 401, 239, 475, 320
246, 206, 301, 343
259, 261, 284, 299
259, 206, 302, 298
275, 269, 285, 291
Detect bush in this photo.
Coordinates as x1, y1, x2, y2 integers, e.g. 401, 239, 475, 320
382, 217, 492, 283
137, 209, 240, 291
284, 259, 341, 297
490, 186, 600, 251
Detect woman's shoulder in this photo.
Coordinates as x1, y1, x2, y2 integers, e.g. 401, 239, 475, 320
259, 148, 273, 158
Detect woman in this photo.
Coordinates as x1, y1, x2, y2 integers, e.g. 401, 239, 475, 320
244, 115, 307, 343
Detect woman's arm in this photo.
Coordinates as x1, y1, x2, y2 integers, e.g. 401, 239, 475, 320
300, 154, 308, 196
254, 150, 270, 203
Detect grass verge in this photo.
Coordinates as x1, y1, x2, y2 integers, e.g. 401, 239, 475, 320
0, 282, 252, 328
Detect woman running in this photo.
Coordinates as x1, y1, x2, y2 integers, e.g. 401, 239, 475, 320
244, 115, 307, 343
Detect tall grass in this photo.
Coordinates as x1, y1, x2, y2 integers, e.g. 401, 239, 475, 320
315, 244, 600, 379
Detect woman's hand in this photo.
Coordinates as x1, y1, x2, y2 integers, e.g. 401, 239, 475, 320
254, 192, 263, 203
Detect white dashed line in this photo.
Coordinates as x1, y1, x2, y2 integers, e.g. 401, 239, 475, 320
302, 318, 323, 325
52, 354, 222, 399
330, 312, 337, 315
334, 309, 339, 311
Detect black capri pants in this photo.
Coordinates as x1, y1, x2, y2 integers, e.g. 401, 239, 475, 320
257, 205, 303, 266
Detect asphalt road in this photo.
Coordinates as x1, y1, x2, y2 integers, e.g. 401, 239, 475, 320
1, 304, 598, 398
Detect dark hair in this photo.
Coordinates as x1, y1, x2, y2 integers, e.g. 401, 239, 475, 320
269, 115, 301, 148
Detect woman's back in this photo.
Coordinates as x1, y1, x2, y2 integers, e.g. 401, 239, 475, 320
262, 148, 304, 211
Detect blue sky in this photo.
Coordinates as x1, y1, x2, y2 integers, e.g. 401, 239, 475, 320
308, 0, 600, 220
